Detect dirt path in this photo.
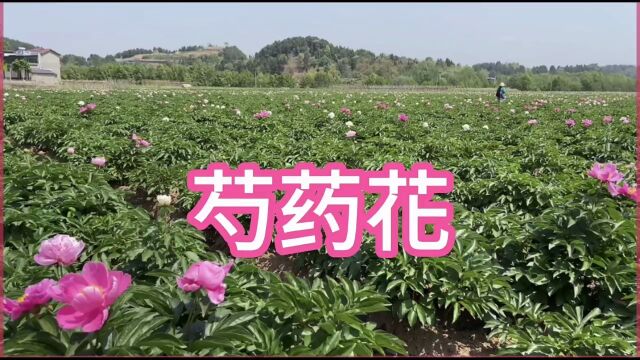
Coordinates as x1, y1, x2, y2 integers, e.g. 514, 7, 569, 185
368, 312, 499, 356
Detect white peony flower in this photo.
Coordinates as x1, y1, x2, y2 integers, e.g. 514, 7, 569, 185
328, 112, 335, 119
462, 124, 471, 131
483, 125, 489, 129
345, 121, 354, 127
157, 195, 172, 207
77, 101, 85, 106
357, 111, 362, 115
422, 122, 429, 128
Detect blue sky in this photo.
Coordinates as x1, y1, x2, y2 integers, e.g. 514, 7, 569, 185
4, 3, 636, 66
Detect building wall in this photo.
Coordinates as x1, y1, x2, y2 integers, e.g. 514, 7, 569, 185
31, 73, 59, 85
38, 53, 61, 79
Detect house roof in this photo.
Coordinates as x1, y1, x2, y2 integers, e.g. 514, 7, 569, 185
30, 68, 57, 76
28, 48, 61, 57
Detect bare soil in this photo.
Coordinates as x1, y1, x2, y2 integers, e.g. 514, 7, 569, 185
369, 312, 499, 356
253, 251, 300, 277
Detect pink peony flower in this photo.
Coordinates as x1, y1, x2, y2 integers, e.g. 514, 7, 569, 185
4, 279, 57, 321
34, 234, 85, 267
49, 262, 131, 333
137, 140, 151, 148
582, 119, 593, 128
79, 103, 96, 115
131, 134, 152, 148
340, 108, 352, 116
621, 116, 630, 124
616, 183, 638, 201
177, 261, 233, 305
254, 110, 271, 120
608, 182, 622, 197
346, 130, 357, 139
91, 157, 107, 168
602, 116, 613, 125
528, 119, 538, 126
67, 147, 76, 155
398, 114, 409, 122
565, 119, 576, 128
587, 163, 624, 184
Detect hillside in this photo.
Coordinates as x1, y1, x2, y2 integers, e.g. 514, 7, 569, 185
5, 36, 635, 91
3, 37, 38, 52
116, 46, 225, 65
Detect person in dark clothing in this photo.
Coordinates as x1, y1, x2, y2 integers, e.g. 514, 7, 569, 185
496, 82, 507, 102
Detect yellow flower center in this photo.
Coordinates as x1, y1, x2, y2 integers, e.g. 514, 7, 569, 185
17, 294, 28, 303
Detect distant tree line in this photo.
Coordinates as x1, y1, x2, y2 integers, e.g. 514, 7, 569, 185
53, 36, 635, 91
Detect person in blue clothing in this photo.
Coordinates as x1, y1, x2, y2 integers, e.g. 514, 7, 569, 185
496, 82, 507, 102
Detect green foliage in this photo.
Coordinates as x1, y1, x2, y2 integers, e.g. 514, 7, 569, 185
3, 88, 636, 355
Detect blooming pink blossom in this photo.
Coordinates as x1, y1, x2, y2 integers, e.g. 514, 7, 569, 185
4, 279, 57, 321
621, 116, 630, 124
582, 119, 593, 128
565, 119, 576, 128
527, 119, 538, 126
254, 110, 272, 120
340, 108, 352, 116
177, 261, 233, 305
91, 157, 107, 168
602, 116, 613, 125
398, 114, 409, 122
587, 163, 624, 184
608, 182, 622, 197
346, 130, 357, 139
607, 182, 638, 201
49, 262, 131, 333
67, 147, 76, 155
137, 140, 151, 148
34, 234, 85, 267
79, 103, 96, 115
131, 134, 152, 148
621, 184, 638, 201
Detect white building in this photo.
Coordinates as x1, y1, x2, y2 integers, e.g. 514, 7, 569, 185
4, 47, 62, 85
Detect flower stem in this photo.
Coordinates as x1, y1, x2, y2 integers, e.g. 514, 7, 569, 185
184, 298, 198, 341
53, 265, 63, 280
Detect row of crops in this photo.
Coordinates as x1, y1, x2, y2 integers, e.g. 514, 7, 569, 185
2, 88, 637, 355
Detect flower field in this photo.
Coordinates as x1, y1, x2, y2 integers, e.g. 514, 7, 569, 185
2, 88, 637, 355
